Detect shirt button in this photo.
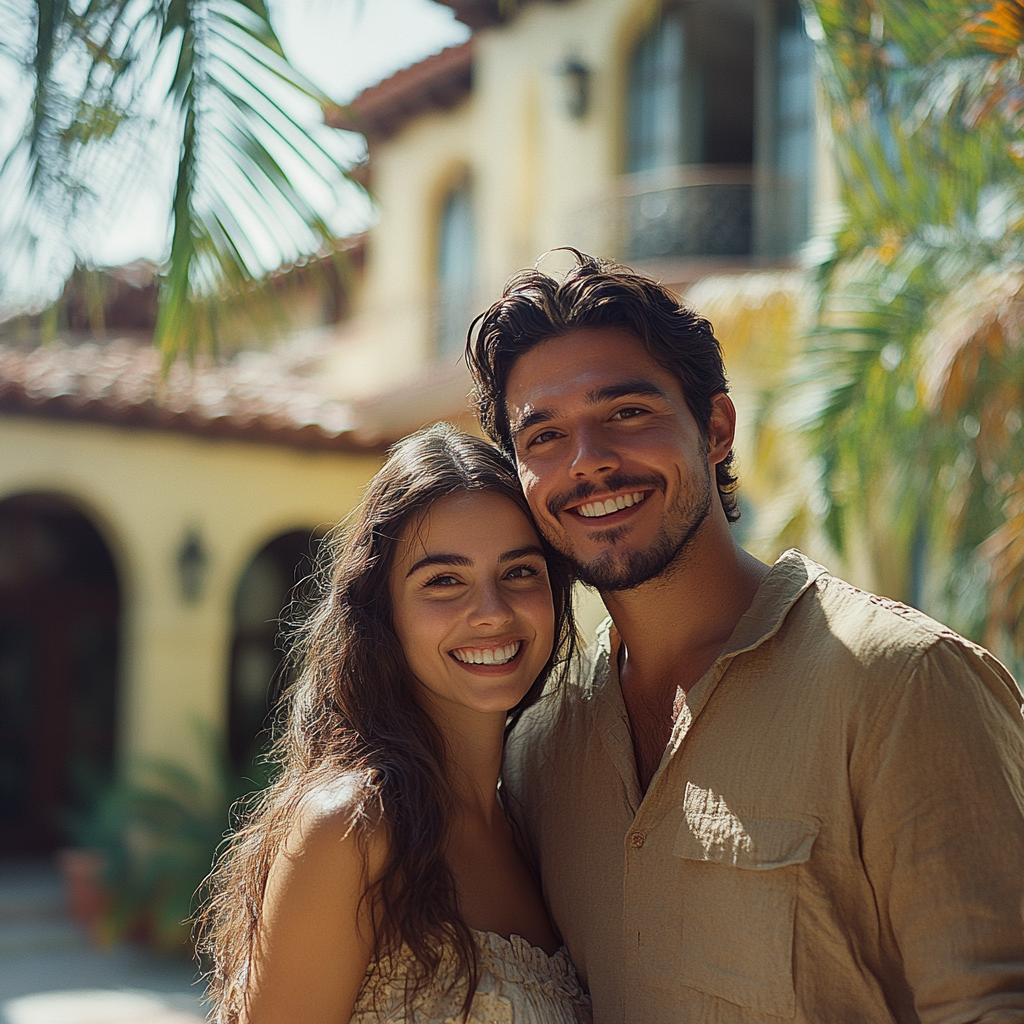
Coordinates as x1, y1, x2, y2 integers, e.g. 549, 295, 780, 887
629, 831, 646, 849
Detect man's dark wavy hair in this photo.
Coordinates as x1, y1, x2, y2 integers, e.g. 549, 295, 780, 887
466, 250, 740, 523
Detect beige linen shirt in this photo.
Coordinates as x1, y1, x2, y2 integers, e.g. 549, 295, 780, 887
503, 550, 1024, 1024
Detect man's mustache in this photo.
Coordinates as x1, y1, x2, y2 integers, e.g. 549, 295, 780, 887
547, 474, 665, 518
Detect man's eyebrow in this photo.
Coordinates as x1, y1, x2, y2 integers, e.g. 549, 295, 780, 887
585, 379, 670, 404
498, 545, 546, 563
509, 378, 670, 440
510, 407, 555, 440
405, 553, 472, 578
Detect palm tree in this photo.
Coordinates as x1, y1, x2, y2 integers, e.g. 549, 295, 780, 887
775, 0, 1024, 667
0, 1, 362, 360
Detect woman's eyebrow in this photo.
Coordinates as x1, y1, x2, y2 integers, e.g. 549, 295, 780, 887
405, 553, 472, 577
499, 545, 546, 563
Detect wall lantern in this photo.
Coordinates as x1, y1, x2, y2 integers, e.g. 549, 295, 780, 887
558, 58, 592, 120
176, 527, 209, 604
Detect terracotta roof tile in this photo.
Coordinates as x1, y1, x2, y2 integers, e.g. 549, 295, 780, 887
0, 338, 388, 454
328, 41, 473, 142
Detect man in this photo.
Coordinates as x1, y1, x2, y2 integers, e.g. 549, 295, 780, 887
466, 253, 1024, 1024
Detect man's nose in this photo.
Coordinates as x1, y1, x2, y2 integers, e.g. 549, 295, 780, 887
570, 425, 620, 479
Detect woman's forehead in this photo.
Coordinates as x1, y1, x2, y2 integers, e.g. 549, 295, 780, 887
393, 490, 539, 569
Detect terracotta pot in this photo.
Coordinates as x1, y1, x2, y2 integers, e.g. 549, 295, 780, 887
57, 847, 112, 938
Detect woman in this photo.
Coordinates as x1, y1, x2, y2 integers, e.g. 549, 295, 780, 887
200, 423, 590, 1024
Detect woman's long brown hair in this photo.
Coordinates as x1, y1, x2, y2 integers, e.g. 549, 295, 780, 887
197, 422, 577, 1022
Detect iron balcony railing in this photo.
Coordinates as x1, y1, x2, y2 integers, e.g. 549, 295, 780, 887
568, 164, 807, 264
623, 165, 754, 260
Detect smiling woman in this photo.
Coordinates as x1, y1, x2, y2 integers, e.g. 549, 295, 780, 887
198, 423, 591, 1024
391, 489, 555, 720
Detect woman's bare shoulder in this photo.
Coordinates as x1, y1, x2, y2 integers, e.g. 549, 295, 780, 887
279, 771, 386, 870
247, 773, 385, 1023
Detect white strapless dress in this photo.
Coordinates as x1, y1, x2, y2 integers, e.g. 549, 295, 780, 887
349, 928, 592, 1023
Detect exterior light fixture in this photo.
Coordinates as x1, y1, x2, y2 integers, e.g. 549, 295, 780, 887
176, 527, 209, 604
558, 58, 592, 120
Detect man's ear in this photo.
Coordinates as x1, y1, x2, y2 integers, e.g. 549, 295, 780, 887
707, 393, 736, 467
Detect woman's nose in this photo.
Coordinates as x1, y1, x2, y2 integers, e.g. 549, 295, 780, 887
467, 583, 515, 627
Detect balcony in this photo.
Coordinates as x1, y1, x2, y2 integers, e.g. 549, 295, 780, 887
569, 165, 806, 272
623, 165, 754, 261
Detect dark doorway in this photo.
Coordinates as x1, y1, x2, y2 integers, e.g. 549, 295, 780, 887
228, 530, 319, 770
0, 494, 120, 855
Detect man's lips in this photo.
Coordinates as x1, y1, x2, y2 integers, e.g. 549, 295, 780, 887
565, 490, 650, 520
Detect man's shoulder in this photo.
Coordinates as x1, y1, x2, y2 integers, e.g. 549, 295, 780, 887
806, 567, 962, 651
785, 555, 1020, 705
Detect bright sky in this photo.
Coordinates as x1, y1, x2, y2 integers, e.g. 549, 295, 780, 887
0, 0, 468, 306
272, 0, 470, 104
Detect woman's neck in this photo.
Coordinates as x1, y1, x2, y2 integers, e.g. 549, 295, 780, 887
425, 701, 508, 825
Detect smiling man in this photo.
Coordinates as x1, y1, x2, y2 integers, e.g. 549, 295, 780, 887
467, 253, 1024, 1024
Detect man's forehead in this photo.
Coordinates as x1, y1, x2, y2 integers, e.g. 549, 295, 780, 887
505, 332, 679, 415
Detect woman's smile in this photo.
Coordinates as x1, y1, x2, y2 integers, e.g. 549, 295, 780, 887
450, 640, 523, 666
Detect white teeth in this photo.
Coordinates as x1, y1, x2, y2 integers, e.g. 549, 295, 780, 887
451, 641, 521, 665
578, 491, 646, 518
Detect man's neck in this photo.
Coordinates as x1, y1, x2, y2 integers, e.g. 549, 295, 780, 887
600, 516, 770, 790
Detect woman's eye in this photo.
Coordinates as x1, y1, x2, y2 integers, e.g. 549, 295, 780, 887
423, 574, 461, 588
506, 564, 541, 581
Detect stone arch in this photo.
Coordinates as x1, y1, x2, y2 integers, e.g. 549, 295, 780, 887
227, 529, 321, 769
0, 491, 122, 853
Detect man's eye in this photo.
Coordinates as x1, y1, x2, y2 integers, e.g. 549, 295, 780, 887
528, 429, 561, 447
613, 407, 647, 420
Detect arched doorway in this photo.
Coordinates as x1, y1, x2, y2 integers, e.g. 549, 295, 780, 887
0, 494, 121, 854
228, 530, 320, 769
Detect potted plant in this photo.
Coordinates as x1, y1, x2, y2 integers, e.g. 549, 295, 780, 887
62, 723, 272, 951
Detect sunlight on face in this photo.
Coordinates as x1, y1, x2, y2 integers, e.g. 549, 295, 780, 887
389, 490, 555, 723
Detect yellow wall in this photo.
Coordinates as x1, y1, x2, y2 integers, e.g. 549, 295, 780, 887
0, 414, 381, 768
330, 0, 834, 395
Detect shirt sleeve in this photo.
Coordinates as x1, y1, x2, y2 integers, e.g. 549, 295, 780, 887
854, 637, 1024, 1024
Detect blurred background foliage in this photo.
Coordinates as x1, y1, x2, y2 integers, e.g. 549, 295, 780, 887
757, 0, 1024, 673
65, 724, 272, 951
0, 0, 362, 362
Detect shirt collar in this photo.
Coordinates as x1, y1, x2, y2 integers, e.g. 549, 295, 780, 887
592, 548, 829, 678
718, 548, 830, 660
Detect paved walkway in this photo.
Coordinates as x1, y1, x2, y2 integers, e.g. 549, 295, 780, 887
0, 860, 206, 1024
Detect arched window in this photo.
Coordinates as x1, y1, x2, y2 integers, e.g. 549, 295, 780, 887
0, 494, 120, 854
627, 4, 754, 174
626, 13, 686, 173
228, 530, 318, 769
624, 0, 813, 260
436, 183, 477, 361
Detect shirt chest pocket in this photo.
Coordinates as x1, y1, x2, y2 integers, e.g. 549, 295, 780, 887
665, 783, 819, 1019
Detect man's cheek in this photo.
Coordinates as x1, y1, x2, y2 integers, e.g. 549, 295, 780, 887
517, 464, 546, 510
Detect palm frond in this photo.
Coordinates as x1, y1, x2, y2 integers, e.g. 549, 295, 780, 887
769, 1, 1024, 648
0, 0, 364, 358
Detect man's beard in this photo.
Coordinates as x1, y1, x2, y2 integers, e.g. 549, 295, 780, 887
544, 460, 713, 592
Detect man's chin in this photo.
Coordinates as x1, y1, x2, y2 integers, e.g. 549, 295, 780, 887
573, 543, 679, 593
